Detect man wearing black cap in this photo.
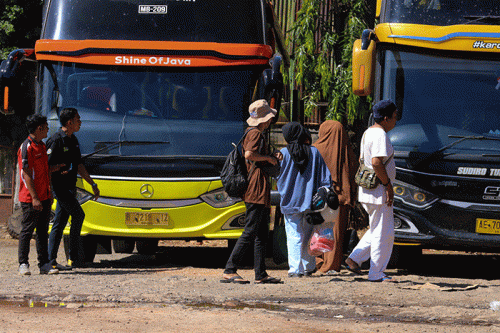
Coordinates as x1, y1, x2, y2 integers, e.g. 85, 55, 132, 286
345, 99, 398, 282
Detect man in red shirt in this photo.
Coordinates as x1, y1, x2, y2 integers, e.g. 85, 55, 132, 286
17, 115, 60, 275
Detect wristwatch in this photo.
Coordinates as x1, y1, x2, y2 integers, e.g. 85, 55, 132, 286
91, 183, 98, 188
382, 180, 391, 187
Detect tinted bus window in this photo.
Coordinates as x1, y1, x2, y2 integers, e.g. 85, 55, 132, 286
42, 0, 265, 44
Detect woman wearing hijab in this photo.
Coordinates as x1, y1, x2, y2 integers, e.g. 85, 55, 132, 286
276, 122, 331, 277
313, 120, 359, 275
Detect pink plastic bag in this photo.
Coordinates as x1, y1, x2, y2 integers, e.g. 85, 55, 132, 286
308, 222, 335, 256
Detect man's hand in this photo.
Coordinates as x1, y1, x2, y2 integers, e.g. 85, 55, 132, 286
385, 183, 394, 206
91, 184, 100, 200
50, 164, 66, 173
32, 198, 43, 211
267, 155, 278, 165
273, 151, 283, 161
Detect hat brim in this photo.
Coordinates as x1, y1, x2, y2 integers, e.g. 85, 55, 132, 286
246, 108, 277, 126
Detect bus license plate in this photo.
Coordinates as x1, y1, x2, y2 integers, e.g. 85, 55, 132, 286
476, 218, 500, 235
125, 212, 169, 226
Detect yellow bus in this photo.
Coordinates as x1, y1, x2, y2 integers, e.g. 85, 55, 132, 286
352, 0, 500, 263
2, 0, 285, 261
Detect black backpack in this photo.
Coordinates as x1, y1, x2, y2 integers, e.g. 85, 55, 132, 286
220, 129, 255, 198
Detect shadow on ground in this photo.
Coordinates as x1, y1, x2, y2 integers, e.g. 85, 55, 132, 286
90, 244, 500, 281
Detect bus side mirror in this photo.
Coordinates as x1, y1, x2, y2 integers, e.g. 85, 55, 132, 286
352, 30, 377, 96
0, 49, 35, 115
0, 60, 13, 115
264, 54, 283, 123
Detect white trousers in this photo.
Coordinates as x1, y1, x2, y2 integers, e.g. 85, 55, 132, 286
348, 203, 394, 281
284, 212, 316, 274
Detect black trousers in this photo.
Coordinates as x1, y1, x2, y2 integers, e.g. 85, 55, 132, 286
224, 203, 270, 280
18, 200, 52, 268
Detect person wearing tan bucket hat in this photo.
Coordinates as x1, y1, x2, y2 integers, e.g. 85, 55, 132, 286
246, 99, 277, 126
221, 99, 283, 284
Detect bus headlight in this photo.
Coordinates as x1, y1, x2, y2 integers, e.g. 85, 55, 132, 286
393, 180, 438, 209
76, 188, 93, 204
200, 189, 241, 208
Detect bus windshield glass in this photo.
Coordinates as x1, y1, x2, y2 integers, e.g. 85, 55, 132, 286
42, 0, 265, 44
381, 49, 500, 155
383, 0, 500, 26
39, 62, 258, 157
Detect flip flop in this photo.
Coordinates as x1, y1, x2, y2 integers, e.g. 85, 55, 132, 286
370, 276, 395, 283
220, 275, 250, 284
342, 258, 362, 275
343, 265, 362, 275
255, 276, 282, 284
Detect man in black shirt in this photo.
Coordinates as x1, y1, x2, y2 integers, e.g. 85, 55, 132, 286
47, 108, 100, 269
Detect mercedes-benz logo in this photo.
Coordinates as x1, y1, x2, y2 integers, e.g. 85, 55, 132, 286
140, 184, 154, 198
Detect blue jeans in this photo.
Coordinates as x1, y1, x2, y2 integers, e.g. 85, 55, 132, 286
284, 212, 316, 275
48, 188, 85, 264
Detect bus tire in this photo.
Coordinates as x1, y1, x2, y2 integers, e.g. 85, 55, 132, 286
136, 239, 159, 255
63, 234, 98, 263
389, 244, 422, 269
112, 238, 135, 254
7, 207, 23, 239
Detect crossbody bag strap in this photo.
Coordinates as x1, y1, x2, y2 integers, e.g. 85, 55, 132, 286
360, 132, 394, 166
359, 133, 366, 165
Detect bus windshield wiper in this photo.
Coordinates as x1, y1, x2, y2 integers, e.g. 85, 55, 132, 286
83, 140, 170, 159
412, 135, 500, 169
463, 15, 500, 24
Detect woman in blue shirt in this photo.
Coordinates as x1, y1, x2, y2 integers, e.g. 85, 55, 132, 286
277, 122, 331, 277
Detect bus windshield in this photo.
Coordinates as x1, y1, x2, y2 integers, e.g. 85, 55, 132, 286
381, 49, 500, 154
383, 0, 500, 26
39, 62, 259, 157
42, 0, 265, 44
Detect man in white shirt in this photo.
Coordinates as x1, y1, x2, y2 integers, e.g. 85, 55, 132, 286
345, 99, 398, 282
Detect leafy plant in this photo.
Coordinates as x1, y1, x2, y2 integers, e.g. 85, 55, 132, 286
284, 0, 373, 125
0, 0, 43, 60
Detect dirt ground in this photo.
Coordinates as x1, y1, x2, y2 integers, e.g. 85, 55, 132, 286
1, 225, 500, 333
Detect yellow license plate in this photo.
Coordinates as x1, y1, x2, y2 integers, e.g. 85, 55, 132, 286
476, 218, 500, 235
125, 212, 169, 226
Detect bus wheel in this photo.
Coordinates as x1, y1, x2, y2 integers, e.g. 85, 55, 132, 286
63, 234, 97, 263
7, 207, 23, 239
136, 239, 159, 255
389, 244, 422, 269
82, 236, 97, 262
112, 238, 135, 254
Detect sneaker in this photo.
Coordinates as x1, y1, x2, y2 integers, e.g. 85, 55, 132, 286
52, 262, 72, 271
321, 270, 339, 276
19, 263, 31, 276
40, 263, 59, 275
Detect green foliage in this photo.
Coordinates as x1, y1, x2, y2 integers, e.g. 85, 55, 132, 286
285, 0, 373, 125
0, 0, 43, 59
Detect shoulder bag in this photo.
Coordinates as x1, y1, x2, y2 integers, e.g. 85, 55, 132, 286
355, 134, 394, 189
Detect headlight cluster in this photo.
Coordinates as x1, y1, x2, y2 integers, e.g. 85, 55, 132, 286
76, 188, 94, 204
200, 189, 241, 208
393, 180, 438, 209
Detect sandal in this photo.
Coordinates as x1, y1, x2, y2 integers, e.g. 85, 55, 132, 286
220, 274, 250, 284
343, 258, 362, 275
255, 276, 282, 284
371, 276, 395, 283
